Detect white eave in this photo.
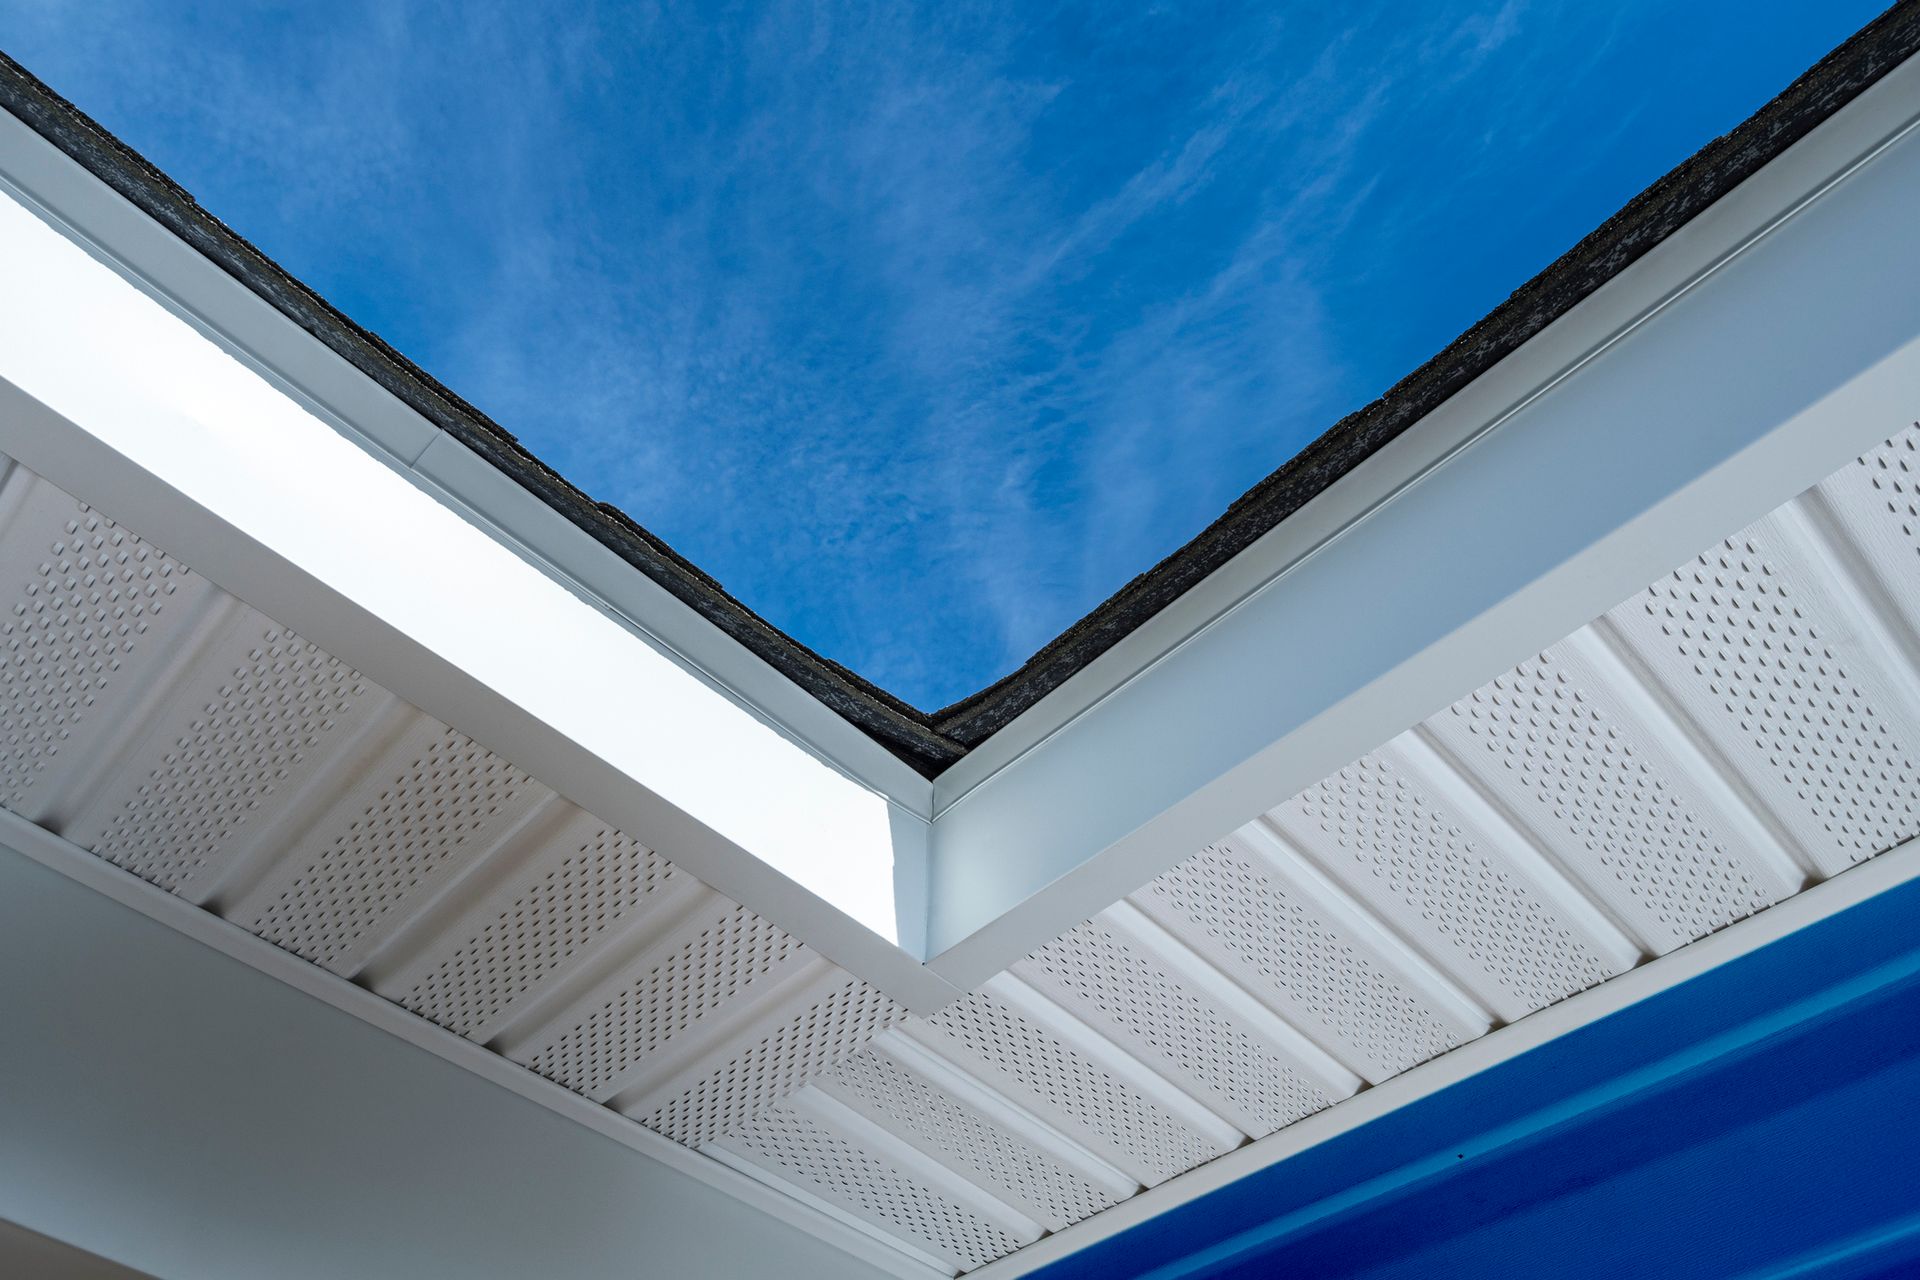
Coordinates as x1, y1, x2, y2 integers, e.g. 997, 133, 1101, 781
0, 104, 953, 1007
924, 46, 1920, 981
4, 31, 1920, 1280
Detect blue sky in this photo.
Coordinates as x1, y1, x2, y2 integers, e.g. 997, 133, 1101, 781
1, 2, 1885, 709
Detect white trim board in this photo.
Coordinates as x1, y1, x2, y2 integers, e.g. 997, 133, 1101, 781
0, 251, 950, 1007
0, 103, 943, 975
924, 45, 1920, 980
0, 102, 934, 817
0, 367, 948, 1009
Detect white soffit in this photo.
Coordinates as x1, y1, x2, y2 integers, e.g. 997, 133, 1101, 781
7, 415, 1920, 1275
925, 44, 1920, 981
0, 154, 945, 990
2, 35, 1920, 1280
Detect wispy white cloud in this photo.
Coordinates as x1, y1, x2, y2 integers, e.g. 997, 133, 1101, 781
1, 0, 1844, 706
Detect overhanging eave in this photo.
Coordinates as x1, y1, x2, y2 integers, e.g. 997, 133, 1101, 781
925, 45, 1920, 982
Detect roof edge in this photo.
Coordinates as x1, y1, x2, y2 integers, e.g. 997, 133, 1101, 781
0, 48, 965, 777
1, 4, 1914, 774
928, 0, 1920, 745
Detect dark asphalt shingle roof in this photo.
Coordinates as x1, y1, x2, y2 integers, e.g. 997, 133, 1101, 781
2, 2, 1916, 777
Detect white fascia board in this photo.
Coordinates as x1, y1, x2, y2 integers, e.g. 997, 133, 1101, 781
0, 131, 951, 1007
0, 111, 932, 821
925, 50, 1920, 980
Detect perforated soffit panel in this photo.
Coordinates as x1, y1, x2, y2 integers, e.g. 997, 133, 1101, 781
4, 412, 1920, 1273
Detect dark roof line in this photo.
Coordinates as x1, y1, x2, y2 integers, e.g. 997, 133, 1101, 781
3, 4, 1916, 778
0, 46, 964, 776
932, 0, 1920, 745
